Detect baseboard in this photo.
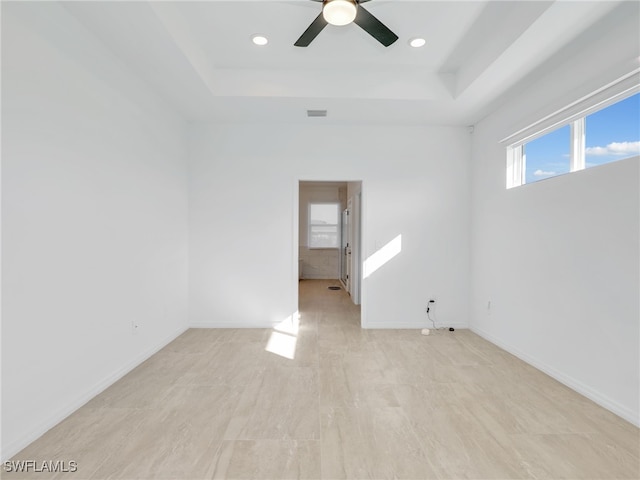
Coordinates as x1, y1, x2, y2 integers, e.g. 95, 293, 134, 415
300, 275, 340, 282
190, 321, 470, 330
363, 321, 468, 330
470, 325, 640, 427
1, 324, 189, 462
189, 322, 276, 329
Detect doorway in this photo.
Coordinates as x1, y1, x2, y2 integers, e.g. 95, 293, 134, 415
297, 180, 362, 309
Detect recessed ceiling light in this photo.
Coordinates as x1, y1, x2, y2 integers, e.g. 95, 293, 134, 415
409, 38, 426, 48
251, 35, 268, 46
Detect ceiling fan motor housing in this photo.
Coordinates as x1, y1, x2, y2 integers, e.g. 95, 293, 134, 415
295, 0, 398, 48
323, 0, 358, 26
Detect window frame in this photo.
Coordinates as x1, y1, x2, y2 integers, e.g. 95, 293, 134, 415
505, 73, 640, 189
308, 202, 340, 249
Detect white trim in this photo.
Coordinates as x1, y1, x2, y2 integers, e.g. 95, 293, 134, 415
189, 322, 276, 328
506, 145, 524, 189
292, 178, 300, 328
570, 118, 585, 172
358, 185, 366, 326
501, 69, 640, 147
363, 322, 469, 330
470, 326, 639, 427
301, 274, 340, 280
350, 191, 362, 305
1, 325, 189, 462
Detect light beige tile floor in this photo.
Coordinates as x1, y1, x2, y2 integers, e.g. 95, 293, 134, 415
5, 279, 639, 479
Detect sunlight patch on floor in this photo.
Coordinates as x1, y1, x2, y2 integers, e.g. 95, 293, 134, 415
274, 311, 300, 336
265, 331, 297, 360
265, 311, 300, 359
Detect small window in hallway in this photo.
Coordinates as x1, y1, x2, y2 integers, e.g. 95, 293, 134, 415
309, 203, 339, 248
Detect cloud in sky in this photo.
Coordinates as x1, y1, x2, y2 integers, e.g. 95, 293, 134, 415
586, 141, 640, 156
533, 169, 556, 177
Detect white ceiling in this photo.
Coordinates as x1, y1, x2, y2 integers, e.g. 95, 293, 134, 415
61, 0, 628, 125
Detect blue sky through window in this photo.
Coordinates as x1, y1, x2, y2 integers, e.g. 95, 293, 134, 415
525, 125, 570, 184
586, 93, 640, 167
523, 93, 639, 184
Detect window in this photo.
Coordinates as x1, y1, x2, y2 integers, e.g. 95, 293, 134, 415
585, 94, 640, 168
505, 80, 639, 188
309, 203, 339, 248
524, 124, 571, 184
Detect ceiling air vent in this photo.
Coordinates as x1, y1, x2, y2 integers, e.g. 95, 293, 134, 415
307, 109, 327, 118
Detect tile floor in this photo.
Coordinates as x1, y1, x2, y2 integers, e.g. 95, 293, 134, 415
5, 279, 639, 479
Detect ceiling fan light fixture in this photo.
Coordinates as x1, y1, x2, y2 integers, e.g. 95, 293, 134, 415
323, 0, 358, 26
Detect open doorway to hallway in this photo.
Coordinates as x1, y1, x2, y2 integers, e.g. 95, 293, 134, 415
297, 181, 362, 325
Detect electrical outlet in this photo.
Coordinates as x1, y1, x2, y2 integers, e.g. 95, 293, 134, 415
427, 297, 436, 313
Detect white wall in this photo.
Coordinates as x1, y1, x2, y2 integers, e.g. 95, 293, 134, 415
469, 3, 640, 425
188, 124, 470, 329
1, 3, 189, 459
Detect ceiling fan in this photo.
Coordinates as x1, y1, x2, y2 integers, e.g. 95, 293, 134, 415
294, 0, 398, 47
